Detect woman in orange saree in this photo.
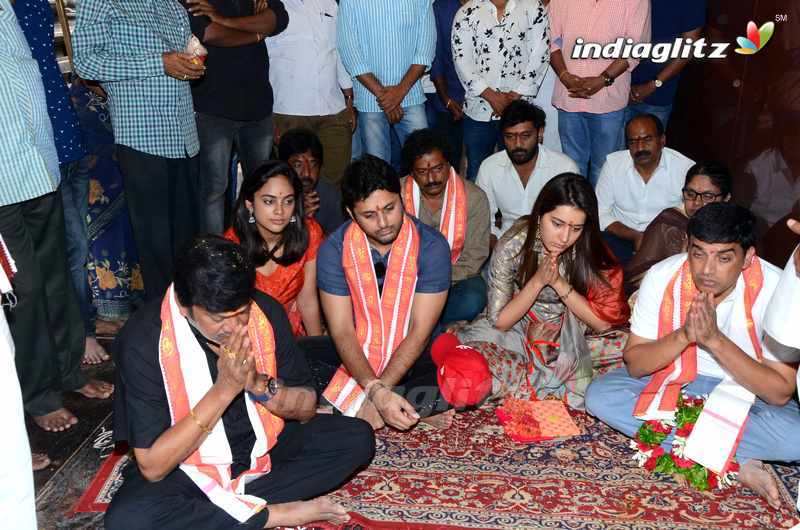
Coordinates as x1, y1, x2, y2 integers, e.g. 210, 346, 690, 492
226, 161, 324, 336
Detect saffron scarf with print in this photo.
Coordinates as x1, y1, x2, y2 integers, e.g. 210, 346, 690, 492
402, 167, 466, 264
633, 257, 764, 420
322, 217, 420, 416
158, 286, 285, 523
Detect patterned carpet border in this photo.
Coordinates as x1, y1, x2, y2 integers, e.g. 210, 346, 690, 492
70, 407, 800, 529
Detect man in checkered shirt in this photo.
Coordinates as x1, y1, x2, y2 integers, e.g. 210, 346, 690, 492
74, 0, 206, 301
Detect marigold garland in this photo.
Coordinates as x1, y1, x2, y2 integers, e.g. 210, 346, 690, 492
631, 394, 739, 491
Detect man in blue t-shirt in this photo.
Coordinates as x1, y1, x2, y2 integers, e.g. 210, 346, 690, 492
625, 0, 706, 139
307, 155, 455, 431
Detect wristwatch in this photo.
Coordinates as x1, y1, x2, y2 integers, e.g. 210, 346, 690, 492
248, 377, 280, 403
601, 71, 614, 87
653, 78, 663, 89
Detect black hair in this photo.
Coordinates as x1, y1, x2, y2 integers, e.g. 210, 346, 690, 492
173, 236, 255, 313
401, 128, 451, 175
625, 113, 665, 139
499, 100, 546, 131
232, 160, 309, 267
684, 161, 733, 197
278, 128, 324, 165
687, 203, 757, 251
517, 173, 617, 295
341, 154, 401, 211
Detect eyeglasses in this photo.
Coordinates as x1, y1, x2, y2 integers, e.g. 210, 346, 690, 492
682, 188, 726, 203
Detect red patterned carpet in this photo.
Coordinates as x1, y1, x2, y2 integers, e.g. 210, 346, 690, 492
74, 407, 800, 529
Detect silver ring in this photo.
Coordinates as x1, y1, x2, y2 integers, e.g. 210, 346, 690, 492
183, 74, 187, 80
241, 358, 248, 366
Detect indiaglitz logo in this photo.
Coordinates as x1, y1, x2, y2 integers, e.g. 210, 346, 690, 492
570, 20, 777, 62
734, 21, 775, 55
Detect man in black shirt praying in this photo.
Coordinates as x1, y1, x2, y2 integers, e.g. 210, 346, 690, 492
106, 236, 374, 529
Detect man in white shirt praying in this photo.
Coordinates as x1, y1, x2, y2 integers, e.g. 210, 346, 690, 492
267, 0, 356, 184
587, 203, 800, 509
475, 100, 578, 247
452, 0, 550, 182
596, 113, 694, 265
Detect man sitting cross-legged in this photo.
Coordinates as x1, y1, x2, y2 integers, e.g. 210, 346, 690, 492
106, 236, 375, 530
400, 128, 491, 324
586, 203, 800, 508
306, 155, 464, 431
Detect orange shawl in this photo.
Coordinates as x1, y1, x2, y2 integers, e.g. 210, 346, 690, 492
402, 168, 467, 264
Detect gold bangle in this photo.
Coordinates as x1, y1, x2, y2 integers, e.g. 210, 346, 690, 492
559, 285, 574, 301
558, 70, 570, 81
190, 408, 213, 435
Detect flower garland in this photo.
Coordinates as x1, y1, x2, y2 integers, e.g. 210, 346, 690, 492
631, 394, 739, 491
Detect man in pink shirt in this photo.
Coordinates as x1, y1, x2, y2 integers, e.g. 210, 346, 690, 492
549, 0, 650, 186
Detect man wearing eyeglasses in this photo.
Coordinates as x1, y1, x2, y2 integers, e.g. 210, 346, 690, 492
595, 113, 694, 266
400, 128, 491, 324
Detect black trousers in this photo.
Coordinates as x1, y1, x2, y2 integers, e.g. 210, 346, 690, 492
0, 189, 85, 416
116, 145, 201, 301
300, 336, 452, 418
105, 414, 375, 530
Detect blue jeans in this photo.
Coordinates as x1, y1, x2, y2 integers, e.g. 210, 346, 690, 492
602, 230, 635, 267
60, 160, 95, 336
462, 116, 502, 182
558, 109, 625, 187
440, 275, 487, 324
359, 105, 428, 165
620, 102, 673, 150
586, 367, 800, 464
425, 94, 464, 169
196, 112, 274, 234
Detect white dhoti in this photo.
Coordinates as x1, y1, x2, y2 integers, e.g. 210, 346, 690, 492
0, 305, 36, 529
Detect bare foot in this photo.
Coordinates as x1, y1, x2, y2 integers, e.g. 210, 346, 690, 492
31, 452, 51, 471
420, 408, 456, 430
265, 496, 350, 527
75, 378, 114, 399
82, 337, 110, 365
739, 459, 781, 509
33, 408, 78, 432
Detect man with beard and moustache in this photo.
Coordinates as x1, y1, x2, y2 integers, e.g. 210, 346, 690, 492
596, 114, 694, 266
278, 128, 345, 234
400, 129, 491, 324
306, 155, 465, 431
475, 101, 578, 248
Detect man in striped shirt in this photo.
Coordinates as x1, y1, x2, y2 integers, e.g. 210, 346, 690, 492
337, 0, 435, 164
0, 0, 112, 434
74, 0, 206, 301
549, 0, 650, 187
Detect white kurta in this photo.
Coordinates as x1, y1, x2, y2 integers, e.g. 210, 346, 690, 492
763, 245, 800, 512
0, 298, 36, 529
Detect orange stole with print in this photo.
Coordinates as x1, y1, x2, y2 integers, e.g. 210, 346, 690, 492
633, 258, 764, 418
322, 217, 420, 416
402, 167, 466, 264
159, 288, 284, 519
